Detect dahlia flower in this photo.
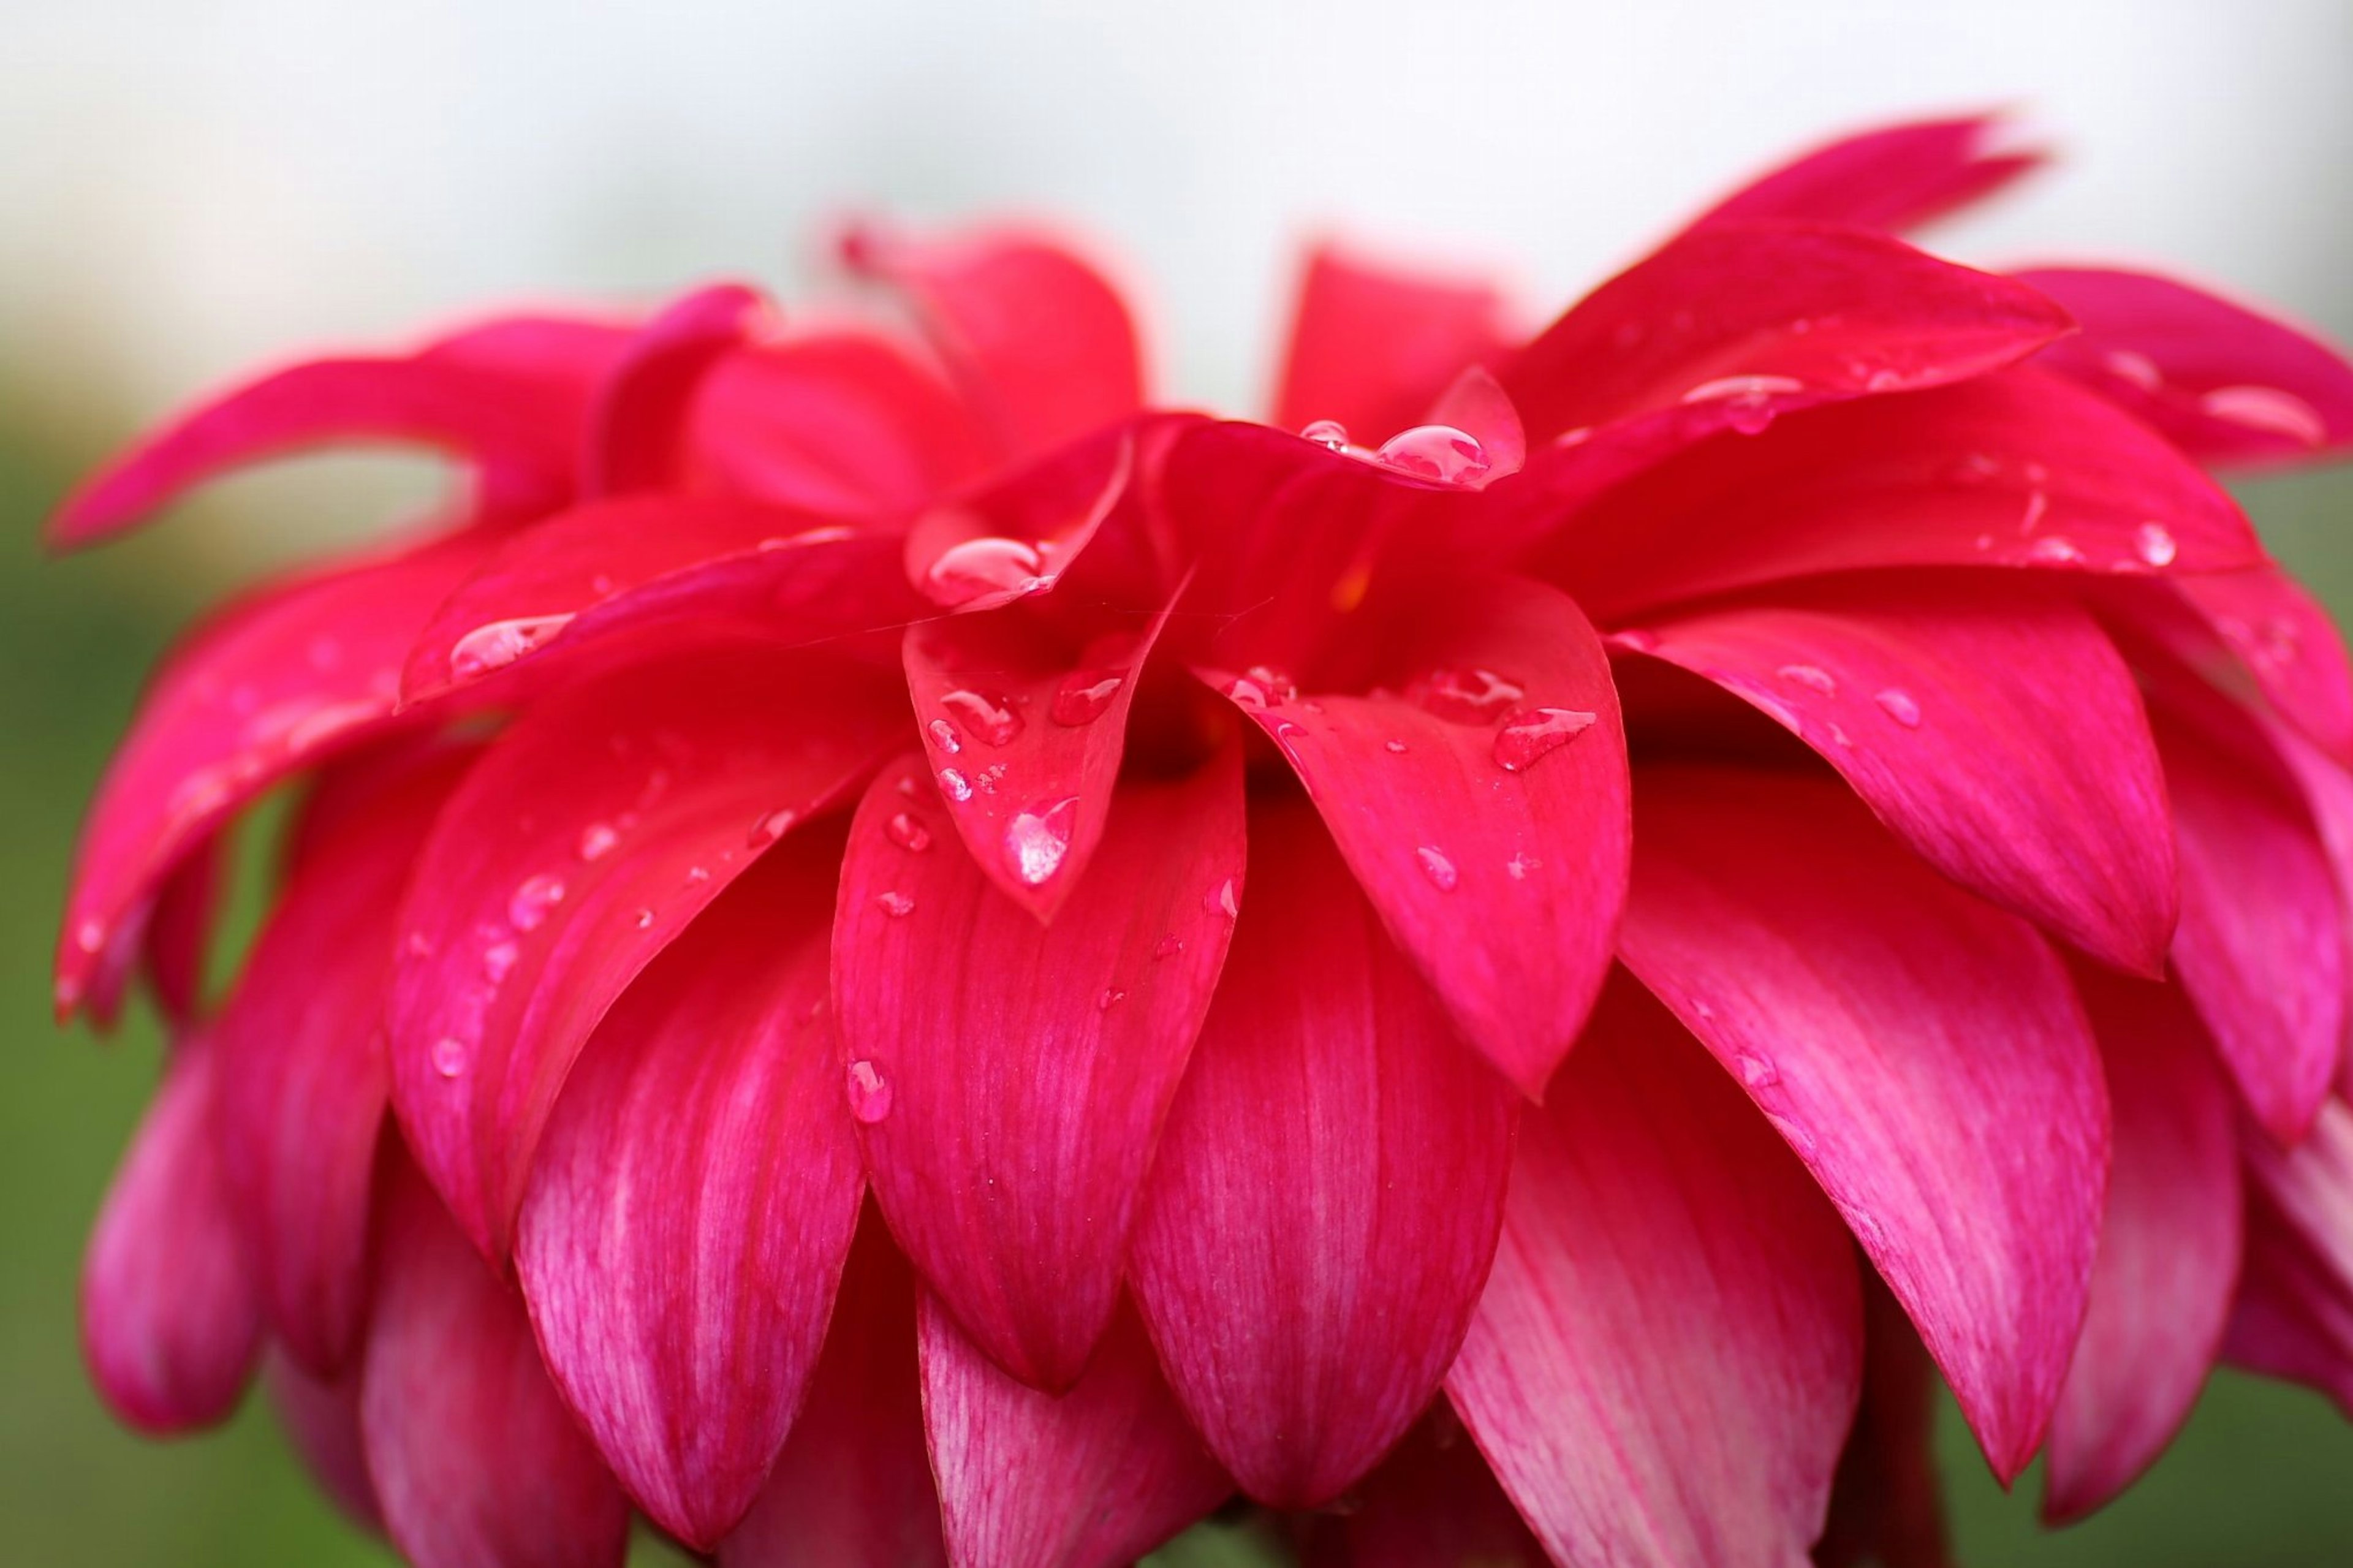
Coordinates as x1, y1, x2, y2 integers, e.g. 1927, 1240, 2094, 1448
56, 113, 2353, 1567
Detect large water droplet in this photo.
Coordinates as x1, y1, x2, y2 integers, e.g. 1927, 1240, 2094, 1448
1206, 877, 1239, 918
577, 822, 620, 862
938, 767, 974, 802
1004, 798, 1078, 885
885, 811, 933, 852
1874, 689, 1922, 728
927, 718, 962, 755
846, 1059, 894, 1124
1415, 846, 1460, 892
876, 890, 916, 918
1418, 667, 1526, 724
1050, 669, 1127, 727
925, 536, 1048, 604
1493, 707, 1597, 772
1374, 424, 1491, 486
1300, 419, 1352, 450
431, 1036, 471, 1079
507, 873, 566, 932
940, 689, 1024, 748
2199, 385, 2328, 447
449, 615, 574, 680
2135, 521, 2178, 567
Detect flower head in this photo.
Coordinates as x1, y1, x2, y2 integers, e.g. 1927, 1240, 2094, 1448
59, 112, 2353, 1566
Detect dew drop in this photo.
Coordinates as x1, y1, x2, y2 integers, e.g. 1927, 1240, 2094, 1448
2020, 490, 2049, 535
1374, 424, 1491, 486
1206, 877, 1239, 918
1682, 373, 1806, 404
577, 822, 620, 862
1493, 706, 1597, 772
1050, 670, 1127, 727
2135, 521, 2178, 567
482, 941, 520, 985
634, 907, 656, 930
876, 890, 916, 918
1300, 419, 1351, 450
1874, 689, 1922, 728
405, 931, 433, 958
1004, 798, 1078, 885
941, 689, 1024, 747
1506, 851, 1542, 881
846, 1059, 894, 1124
431, 1036, 471, 1079
507, 873, 566, 932
1384, 739, 1408, 754
2103, 349, 2163, 390
1154, 933, 1184, 960
685, 865, 711, 885
927, 718, 962, 754
449, 615, 574, 680
747, 808, 798, 850
2026, 536, 2085, 564
74, 918, 105, 955
1418, 667, 1526, 724
885, 811, 933, 852
1098, 988, 1127, 1011
1736, 1053, 1781, 1089
1776, 664, 1837, 695
1415, 846, 1460, 892
925, 536, 1047, 604
2199, 385, 2328, 447
938, 767, 974, 802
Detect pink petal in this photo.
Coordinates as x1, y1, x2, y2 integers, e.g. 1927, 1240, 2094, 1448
844, 222, 1144, 460
1615, 768, 2109, 1481
56, 534, 486, 1021
1446, 976, 1862, 1568
1127, 799, 1519, 1506
921, 1296, 1230, 1568
1292, 1414, 1548, 1568
2154, 700, 2344, 1142
80, 1031, 261, 1432
903, 422, 1143, 613
1681, 112, 2044, 235
514, 831, 865, 1549
265, 1349, 384, 1531
1620, 574, 2176, 974
214, 748, 472, 1374
833, 749, 1245, 1389
142, 831, 223, 1026
361, 1157, 630, 1568
721, 1216, 949, 1568
385, 649, 901, 1256
1202, 573, 1629, 1097
2176, 567, 2353, 765
2044, 964, 2241, 1521
1540, 366, 2259, 622
2018, 266, 2353, 468
2226, 1100, 2353, 1412
1420, 364, 1528, 483
1816, 1279, 1955, 1568
1270, 243, 1515, 447
1499, 221, 2072, 444
582, 282, 768, 496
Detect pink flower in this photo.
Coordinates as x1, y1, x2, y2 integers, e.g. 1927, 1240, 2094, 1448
59, 112, 2353, 1566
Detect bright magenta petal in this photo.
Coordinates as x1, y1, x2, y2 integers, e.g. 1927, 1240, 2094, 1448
1205, 574, 1629, 1096
2020, 266, 2353, 468
834, 749, 1244, 1389
2175, 567, 2353, 765
582, 282, 768, 496
1616, 769, 2108, 1481
515, 831, 864, 1549
2044, 964, 2240, 1521
386, 650, 899, 1255
361, 1159, 630, 1568
1447, 977, 1862, 1568
720, 1216, 949, 1568
846, 222, 1144, 460
80, 1031, 260, 1433
1128, 799, 1518, 1506
1270, 243, 1514, 444
921, 1296, 1230, 1568
1683, 112, 2044, 235
1621, 575, 2176, 973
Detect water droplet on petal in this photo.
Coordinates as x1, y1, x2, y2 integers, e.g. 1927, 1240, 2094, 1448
846, 1059, 893, 1124
1384, 739, 1408, 755
431, 1036, 471, 1079
74, 918, 105, 955
747, 808, 798, 850
1050, 670, 1127, 727
2135, 521, 2179, 567
1418, 667, 1526, 724
1736, 1053, 1781, 1088
507, 873, 566, 932
1154, 933, 1184, 960
1493, 707, 1597, 772
876, 890, 916, 918
634, 907, 655, 930
449, 615, 574, 680
482, 941, 520, 985
2103, 349, 2163, 391
885, 811, 932, 852
2020, 490, 2049, 535
927, 718, 963, 754
938, 768, 973, 802
405, 931, 433, 958
1300, 419, 1351, 450
941, 689, 1024, 747
577, 823, 620, 862
685, 865, 712, 885
1206, 877, 1239, 918
2026, 536, 2085, 564
1506, 851, 1542, 881
1004, 798, 1078, 885
2200, 385, 2328, 447
925, 536, 1047, 604
1776, 664, 1837, 695
1874, 689, 1922, 728
1415, 846, 1459, 892
1097, 988, 1127, 1011
1374, 424, 1491, 486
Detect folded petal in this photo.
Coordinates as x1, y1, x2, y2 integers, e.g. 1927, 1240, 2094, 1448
1541, 366, 2260, 622
1203, 573, 1628, 1096
515, 830, 865, 1548
80, 1031, 261, 1432
1615, 768, 2109, 1480
362, 1157, 630, 1568
1620, 574, 2175, 972
2018, 266, 2353, 468
1270, 243, 1515, 444
386, 650, 900, 1255
720, 1214, 949, 1568
1292, 1413, 1548, 1568
265, 1350, 383, 1532
1127, 798, 1518, 1506
2044, 964, 2241, 1521
1446, 975, 1862, 1568
1815, 1278, 1954, 1568
2175, 567, 2353, 765
835, 748, 1245, 1389
582, 282, 769, 496
1681, 112, 2044, 235
846, 222, 1145, 459
922, 1297, 1230, 1568
1499, 221, 2071, 444
215, 748, 472, 1373
904, 422, 1142, 613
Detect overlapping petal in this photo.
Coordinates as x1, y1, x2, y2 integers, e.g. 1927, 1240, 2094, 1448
582, 282, 770, 496
1683, 111, 2044, 235
1271, 243, 1515, 444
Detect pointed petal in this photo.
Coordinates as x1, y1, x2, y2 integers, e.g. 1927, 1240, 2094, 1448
1615, 768, 2108, 1481
1815, 1278, 1955, 1568
582, 282, 769, 496
2227, 1100, 2353, 1412
56, 535, 485, 1020
720, 1216, 949, 1568
515, 831, 865, 1548
2176, 567, 2353, 765
362, 1157, 630, 1568
1127, 799, 1518, 1506
904, 423, 1141, 613
2044, 965, 2241, 1521
1446, 976, 1861, 1568
386, 650, 900, 1256
215, 748, 471, 1373
1203, 573, 1628, 1096
2018, 266, 2353, 468
846, 222, 1144, 459
1682, 112, 2044, 235
835, 749, 1245, 1389
265, 1350, 383, 1532
1422, 365, 1526, 479
922, 1297, 1229, 1568
80, 1031, 260, 1431
1270, 243, 1514, 444
142, 830, 223, 1026
1499, 222, 2071, 444
1293, 1414, 1548, 1568
1621, 574, 2175, 973
1539, 366, 2259, 621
